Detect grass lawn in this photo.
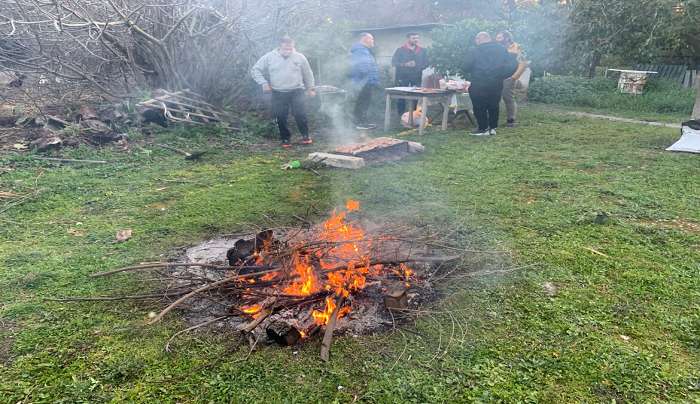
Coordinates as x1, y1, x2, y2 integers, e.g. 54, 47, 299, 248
1, 107, 699, 402
527, 102, 690, 125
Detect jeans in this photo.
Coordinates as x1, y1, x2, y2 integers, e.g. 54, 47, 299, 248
353, 84, 375, 124
271, 89, 309, 142
470, 85, 503, 131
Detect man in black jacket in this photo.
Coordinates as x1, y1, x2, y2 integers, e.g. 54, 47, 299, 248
464, 32, 518, 136
391, 33, 430, 116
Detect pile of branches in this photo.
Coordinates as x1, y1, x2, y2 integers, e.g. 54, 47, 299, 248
56, 209, 469, 361
0, 0, 350, 105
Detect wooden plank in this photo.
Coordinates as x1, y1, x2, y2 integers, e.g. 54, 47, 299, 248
385, 88, 455, 98
384, 94, 391, 131
441, 101, 449, 131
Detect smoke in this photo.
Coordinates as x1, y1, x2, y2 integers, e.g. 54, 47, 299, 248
320, 95, 361, 147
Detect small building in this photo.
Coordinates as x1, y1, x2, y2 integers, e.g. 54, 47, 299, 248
349, 23, 449, 67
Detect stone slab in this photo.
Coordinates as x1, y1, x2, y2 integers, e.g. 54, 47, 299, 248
308, 152, 366, 169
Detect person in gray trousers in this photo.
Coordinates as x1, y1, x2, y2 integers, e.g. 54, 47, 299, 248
496, 31, 528, 127
252, 36, 316, 147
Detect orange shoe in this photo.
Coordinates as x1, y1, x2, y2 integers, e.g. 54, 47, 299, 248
281, 142, 292, 149
300, 138, 313, 145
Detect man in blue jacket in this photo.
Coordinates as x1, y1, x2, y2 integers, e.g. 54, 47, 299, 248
349, 33, 380, 130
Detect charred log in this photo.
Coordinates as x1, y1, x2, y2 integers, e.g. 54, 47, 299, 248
266, 321, 302, 346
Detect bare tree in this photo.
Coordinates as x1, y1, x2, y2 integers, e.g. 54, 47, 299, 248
0, 0, 345, 104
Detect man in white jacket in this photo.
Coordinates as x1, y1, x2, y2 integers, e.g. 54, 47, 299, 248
252, 36, 316, 148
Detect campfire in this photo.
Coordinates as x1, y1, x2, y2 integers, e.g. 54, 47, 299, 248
82, 200, 459, 361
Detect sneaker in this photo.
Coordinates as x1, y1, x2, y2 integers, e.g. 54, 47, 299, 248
300, 138, 313, 145
366, 123, 377, 129
471, 130, 490, 136
506, 120, 516, 128
281, 142, 292, 149
489, 128, 497, 136
355, 124, 371, 130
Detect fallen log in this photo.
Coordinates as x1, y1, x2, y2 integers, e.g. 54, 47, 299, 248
266, 321, 302, 346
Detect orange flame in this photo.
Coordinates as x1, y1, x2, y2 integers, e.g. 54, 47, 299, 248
254, 238, 272, 265
283, 254, 321, 296
274, 199, 383, 324
346, 199, 360, 212
312, 296, 351, 326
240, 304, 262, 316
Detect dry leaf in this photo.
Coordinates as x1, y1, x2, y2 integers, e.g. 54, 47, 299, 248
67, 228, 85, 237
115, 229, 133, 242
12, 143, 28, 150
0, 191, 19, 199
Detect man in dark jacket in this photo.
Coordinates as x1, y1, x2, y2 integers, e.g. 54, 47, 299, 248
349, 32, 380, 130
391, 33, 430, 116
464, 32, 518, 136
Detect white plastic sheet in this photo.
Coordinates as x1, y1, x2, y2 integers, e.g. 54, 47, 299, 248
667, 124, 700, 154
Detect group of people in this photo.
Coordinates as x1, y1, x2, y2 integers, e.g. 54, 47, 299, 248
251, 31, 527, 147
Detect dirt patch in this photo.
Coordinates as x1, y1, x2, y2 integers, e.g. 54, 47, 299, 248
0, 318, 18, 366
637, 219, 700, 235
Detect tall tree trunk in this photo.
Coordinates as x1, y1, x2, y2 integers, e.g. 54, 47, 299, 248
693, 72, 700, 120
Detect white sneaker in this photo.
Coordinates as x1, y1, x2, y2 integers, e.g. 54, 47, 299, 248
471, 130, 490, 136
489, 128, 497, 136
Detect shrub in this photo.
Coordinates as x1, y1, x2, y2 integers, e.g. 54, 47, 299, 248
528, 75, 695, 115
431, 19, 508, 78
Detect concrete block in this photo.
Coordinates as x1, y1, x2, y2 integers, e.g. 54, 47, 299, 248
308, 152, 366, 169
407, 141, 425, 153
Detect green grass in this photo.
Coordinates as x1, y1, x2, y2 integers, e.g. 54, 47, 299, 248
529, 76, 695, 119
527, 102, 690, 124
1, 108, 699, 402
